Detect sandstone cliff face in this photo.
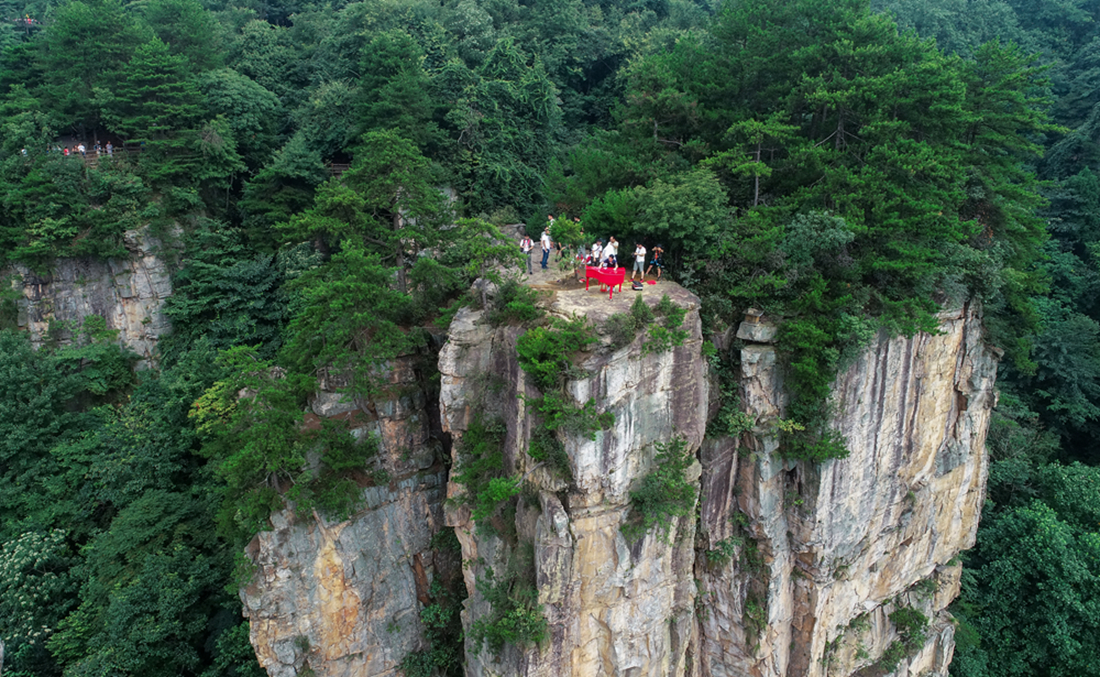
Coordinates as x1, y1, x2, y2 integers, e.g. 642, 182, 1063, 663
6, 228, 173, 360
241, 284, 995, 677
438, 284, 709, 677
695, 302, 995, 677
240, 355, 456, 677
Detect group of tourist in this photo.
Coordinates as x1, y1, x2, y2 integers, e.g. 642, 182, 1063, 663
20, 141, 118, 158
57, 141, 113, 157
519, 214, 666, 282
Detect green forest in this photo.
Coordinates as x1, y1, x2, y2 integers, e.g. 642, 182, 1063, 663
0, 0, 1097, 674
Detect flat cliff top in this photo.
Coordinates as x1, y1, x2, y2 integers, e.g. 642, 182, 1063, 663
522, 263, 700, 325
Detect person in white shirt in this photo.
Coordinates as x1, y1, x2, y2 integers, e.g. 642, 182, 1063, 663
540, 227, 553, 270
602, 236, 618, 268
631, 243, 647, 281
589, 240, 602, 265
520, 232, 535, 274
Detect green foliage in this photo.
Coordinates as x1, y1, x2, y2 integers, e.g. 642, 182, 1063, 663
743, 593, 767, 640
526, 392, 614, 439
198, 68, 283, 169
0, 152, 154, 265
642, 294, 690, 354
527, 428, 572, 480
704, 536, 743, 568
474, 477, 522, 523
143, 0, 222, 72
515, 317, 597, 392
99, 37, 205, 171
868, 607, 929, 673
468, 548, 547, 657
400, 579, 465, 677
623, 436, 698, 542
0, 530, 77, 676
604, 312, 639, 350
631, 293, 655, 325
484, 279, 545, 326
164, 221, 298, 358
889, 607, 929, 648
279, 247, 422, 397
200, 622, 266, 677
602, 295, 661, 350
357, 30, 440, 151
190, 346, 381, 542
952, 498, 1100, 677
450, 417, 515, 528
774, 277, 862, 461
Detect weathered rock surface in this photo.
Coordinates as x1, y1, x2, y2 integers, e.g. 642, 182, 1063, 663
241, 277, 995, 677
695, 302, 996, 677
438, 282, 709, 677
6, 228, 173, 360
241, 354, 455, 677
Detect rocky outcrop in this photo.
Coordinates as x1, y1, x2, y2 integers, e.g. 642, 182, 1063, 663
695, 302, 995, 677
241, 280, 995, 677
6, 228, 173, 360
240, 354, 456, 677
438, 283, 709, 677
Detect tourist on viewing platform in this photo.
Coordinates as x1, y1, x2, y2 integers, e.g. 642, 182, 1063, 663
646, 244, 664, 281
588, 239, 601, 265
540, 225, 552, 270
63, 147, 70, 156
93, 142, 101, 156
602, 236, 618, 268
77, 143, 86, 157
520, 231, 534, 275
106, 142, 113, 156
631, 243, 647, 281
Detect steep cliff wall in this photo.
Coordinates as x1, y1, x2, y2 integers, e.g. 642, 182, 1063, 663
696, 302, 995, 677
240, 284, 995, 677
5, 228, 173, 360
240, 354, 457, 677
438, 284, 709, 677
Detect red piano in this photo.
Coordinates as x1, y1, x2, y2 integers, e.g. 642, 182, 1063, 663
585, 265, 626, 300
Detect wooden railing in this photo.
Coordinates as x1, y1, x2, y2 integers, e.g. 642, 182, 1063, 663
51, 147, 351, 177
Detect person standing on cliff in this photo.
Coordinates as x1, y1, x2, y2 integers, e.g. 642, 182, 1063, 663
631, 242, 647, 281
540, 226, 552, 270
602, 236, 618, 268
520, 231, 535, 275
646, 244, 665, 281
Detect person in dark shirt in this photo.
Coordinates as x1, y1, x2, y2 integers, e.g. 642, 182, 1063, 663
646, 244, 665, 281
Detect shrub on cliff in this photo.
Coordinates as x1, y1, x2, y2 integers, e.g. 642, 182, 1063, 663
484, 279, 544, 327
622, 436, 698, 543
468, 547, 547, 657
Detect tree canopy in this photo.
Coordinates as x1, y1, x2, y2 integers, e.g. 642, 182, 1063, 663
0, 0, 1097, 675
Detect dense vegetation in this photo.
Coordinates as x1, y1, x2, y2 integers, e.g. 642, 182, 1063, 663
873, 2, 1100, 675
0, 0, 1097, 674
